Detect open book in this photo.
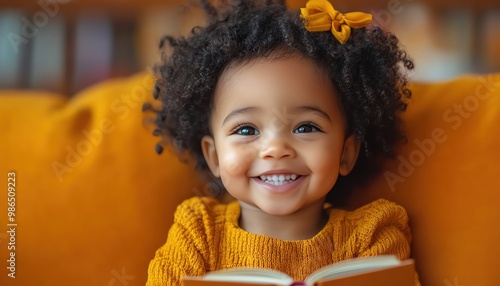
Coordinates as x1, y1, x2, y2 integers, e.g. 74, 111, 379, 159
181, 255, 415, 286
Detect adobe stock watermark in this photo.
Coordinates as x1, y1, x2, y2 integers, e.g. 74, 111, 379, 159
108, 268, 135, 286
443, 277, 465, 286
6, 0, 71, 54
51, 72, 156, 182
384, 75, 499, 192
371, 0, 414, 28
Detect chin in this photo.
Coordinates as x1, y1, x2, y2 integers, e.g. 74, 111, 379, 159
256, 203, 301, 216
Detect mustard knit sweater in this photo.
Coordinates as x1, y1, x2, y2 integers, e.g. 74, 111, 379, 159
146, 197, 420, 286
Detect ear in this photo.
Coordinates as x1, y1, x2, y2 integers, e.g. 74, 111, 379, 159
201, 135, 220, 177
339, 134, 360, 176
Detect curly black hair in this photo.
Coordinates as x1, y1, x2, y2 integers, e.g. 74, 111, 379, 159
146, 0, 414, 205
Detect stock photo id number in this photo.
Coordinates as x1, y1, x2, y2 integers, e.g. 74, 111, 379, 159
7, 171, 17, 279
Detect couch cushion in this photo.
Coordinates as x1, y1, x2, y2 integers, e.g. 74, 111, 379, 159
0, 73, 204, 286
346, 74, 500, 286
2, 72, 499, 286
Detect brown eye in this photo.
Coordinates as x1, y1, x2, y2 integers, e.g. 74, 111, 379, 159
294, 123, 320, 134
235, 126, 260, 136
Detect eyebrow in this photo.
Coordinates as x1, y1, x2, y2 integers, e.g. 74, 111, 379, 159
293, 105, 332, 121
222, 106, 259, 126
221, 105, 332, 127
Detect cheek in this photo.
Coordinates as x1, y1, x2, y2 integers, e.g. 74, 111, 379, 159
218, 148, 254, 193
306, 152, 342, 192
218, 145, 255, 177
306, 141, 344, 176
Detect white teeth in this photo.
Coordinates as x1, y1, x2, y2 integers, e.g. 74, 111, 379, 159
258, 173, 300, 185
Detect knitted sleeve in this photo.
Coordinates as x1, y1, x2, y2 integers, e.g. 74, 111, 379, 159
146, 197, 216, 286
347, 199, 421, 286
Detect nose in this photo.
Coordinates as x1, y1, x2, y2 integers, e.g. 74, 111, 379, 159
259, 134, 296, 160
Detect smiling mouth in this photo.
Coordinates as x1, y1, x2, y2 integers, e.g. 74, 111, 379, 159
258, 174, 302, 186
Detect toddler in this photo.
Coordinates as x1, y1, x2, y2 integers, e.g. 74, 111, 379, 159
145, 0, 420, 285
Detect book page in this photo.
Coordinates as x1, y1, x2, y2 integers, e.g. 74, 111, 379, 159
313, 260, 415, 286
192, 268, 294, 285
305, 255, 402, 285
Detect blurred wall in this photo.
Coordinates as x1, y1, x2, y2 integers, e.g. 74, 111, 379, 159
0, 0, 499, 95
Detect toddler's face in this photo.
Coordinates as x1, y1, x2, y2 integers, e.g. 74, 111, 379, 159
201, 56, 359, 216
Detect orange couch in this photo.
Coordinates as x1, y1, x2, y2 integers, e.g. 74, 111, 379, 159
1, 72, 499, 286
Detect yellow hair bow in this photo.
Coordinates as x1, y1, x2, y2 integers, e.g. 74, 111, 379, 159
300, 0, 372, 44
